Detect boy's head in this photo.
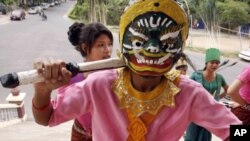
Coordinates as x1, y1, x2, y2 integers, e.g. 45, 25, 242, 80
119, 0, 189, 76
175, 57, 188, 75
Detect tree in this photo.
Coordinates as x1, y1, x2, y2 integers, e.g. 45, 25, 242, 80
96, 0, 108, 25
88, 0, 95, 22
68, 0, 129, 25
1, 0, 17, 5
187, 0, 220, 48
217, 0, 250, 30
106, 0, 128, 25
188, 0, 249, 31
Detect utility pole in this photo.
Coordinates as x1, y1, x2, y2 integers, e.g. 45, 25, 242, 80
239, 26, 242, 51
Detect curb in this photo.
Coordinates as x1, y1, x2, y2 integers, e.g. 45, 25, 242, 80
0, 14, 10, 25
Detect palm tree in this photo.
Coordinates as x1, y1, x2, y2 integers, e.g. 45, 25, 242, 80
87, 0, 108, 24
96, 0, 107, 25
88, 0, 96, 22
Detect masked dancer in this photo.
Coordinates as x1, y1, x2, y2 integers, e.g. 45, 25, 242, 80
32, 1, 241, 141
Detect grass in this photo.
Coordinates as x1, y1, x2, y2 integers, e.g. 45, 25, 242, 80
186, 46, 239, 59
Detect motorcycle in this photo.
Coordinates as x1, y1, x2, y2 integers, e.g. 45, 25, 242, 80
39, 11, 47, 21
41, 13, 47, 21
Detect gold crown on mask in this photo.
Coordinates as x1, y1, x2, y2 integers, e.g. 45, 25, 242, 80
119, 0, 189, 49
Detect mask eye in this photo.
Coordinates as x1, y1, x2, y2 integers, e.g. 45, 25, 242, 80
130, 37, 145, 49
132, 40, 143, 48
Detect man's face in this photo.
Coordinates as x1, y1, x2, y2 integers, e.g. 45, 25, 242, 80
176, 65, 188, 75
122, 12, 184, 76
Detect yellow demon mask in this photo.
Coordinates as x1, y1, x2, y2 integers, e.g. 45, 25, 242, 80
119, 0, 189, 76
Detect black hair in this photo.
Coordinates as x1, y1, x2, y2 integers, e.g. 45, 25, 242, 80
203, 63, 208, 71
175, 65, 187, 70
68, 22, 85, 46
67, 22, 113, 57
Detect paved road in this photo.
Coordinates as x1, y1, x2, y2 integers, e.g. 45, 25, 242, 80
0, 1, 81, 119
0, 14, 10, 25
0, 1, 77, 140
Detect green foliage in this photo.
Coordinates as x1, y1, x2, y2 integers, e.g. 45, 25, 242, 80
106, 0, 128, 25
217, 0, 250, 29
68, 0, 128, 25
68, 2, 88, 22
1, 0, 17, 5
187, 0, 250, 30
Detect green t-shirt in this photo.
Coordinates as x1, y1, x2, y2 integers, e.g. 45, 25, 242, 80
190, 71, 227, 101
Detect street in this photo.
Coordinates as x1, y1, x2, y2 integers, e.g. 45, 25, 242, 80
0, 0, 123, 120
0, 1, 82, 120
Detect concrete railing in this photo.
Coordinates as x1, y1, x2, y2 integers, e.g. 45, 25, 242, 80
0, 88, 27, 128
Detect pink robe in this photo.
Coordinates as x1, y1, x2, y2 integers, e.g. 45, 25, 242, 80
53, 73, 92, 130
49, 69, 241, 141
238, 65, 250, 104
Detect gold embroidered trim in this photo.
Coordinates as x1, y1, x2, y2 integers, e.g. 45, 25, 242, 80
113, 68, 181, 117
127, 116, 147, 141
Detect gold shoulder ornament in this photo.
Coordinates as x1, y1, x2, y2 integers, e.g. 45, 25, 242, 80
112, 68, 181, 117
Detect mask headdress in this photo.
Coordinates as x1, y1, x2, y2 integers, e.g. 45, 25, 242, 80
119, 0, 189, 76
120, 0, 188, 47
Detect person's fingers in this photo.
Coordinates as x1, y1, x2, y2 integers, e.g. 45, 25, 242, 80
61, 68, 72, 84
33, 58, 44, 74
49, 57, 60, 83
44, 59, 52, 83
60, 60, 72, 82
56, 60, 66, 81
33, 58, 70, 84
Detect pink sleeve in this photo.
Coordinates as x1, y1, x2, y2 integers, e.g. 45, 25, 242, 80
48, 69, 118, 127
238, 65, 250, 83
190, 86, 241, 140
48, 82, 92, 127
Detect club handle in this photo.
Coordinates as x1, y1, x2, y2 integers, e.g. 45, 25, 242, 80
0, 70, 43, 88
0, 57, 126, 88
